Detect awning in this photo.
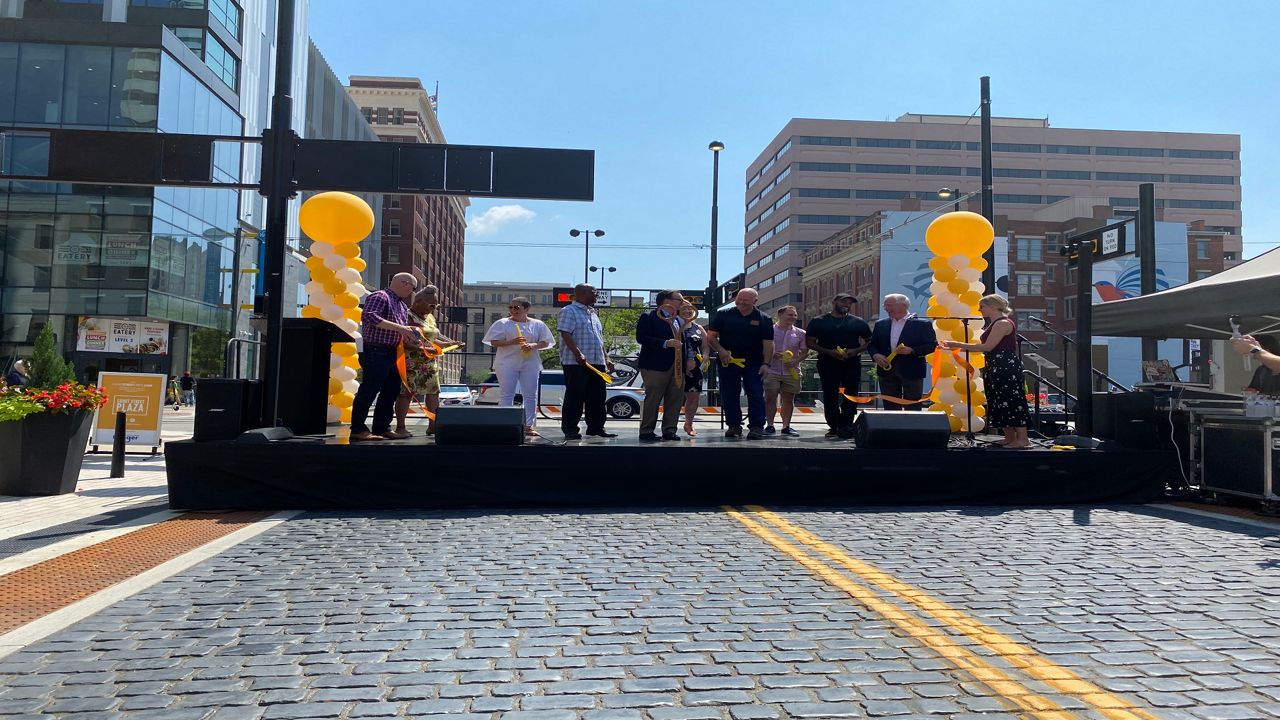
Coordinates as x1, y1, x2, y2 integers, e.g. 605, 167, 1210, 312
1092, 247, 1280, 338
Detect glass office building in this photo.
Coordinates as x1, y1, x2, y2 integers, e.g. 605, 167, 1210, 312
0, 0, 271, 379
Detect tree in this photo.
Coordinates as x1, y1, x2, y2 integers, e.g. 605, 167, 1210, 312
541, 306, 643, 365
28, 323, 76, 389
190, 328, 229, 378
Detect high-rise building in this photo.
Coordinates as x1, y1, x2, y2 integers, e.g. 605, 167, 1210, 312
746, 115, 1242, 311
0, 0, 308, 380
345, 76, 467, 382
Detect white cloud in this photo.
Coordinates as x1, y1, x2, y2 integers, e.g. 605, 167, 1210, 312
469, 204, 536, 235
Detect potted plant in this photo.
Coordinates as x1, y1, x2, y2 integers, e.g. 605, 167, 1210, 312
0, 325, 108, 496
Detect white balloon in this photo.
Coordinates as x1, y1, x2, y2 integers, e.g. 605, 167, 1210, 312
323, 254, 346, 271
948, 254, 969, 270
305, 280, 326, 297
326, 405, 341, 423
966, 318, 985, 335
337, 317, 359, 335
310, 242, 335, 258
342, 379, 358, 394
939, 389, 961, 406
332, 366, 356, 383
353, 334, 364, 352
965, 416, 987, 433
330, 353, 343, 370
929, 281, 947, 297
320, 304, 344, 322
336, 268, 361, 284
351, 284, 369, 298
967, 282, 986, 297
957, 268, 980, 283
949, 303, 971, 318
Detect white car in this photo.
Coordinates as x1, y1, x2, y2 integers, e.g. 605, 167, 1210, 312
438, 384, 474, 406
473, 367, 645, 418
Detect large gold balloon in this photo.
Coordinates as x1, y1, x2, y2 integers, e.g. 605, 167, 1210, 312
300, 305, 322, 319
332, 342, 358, 357
925, 211, 994, 258
300, 192, 375, 245
350, 257, 367, 272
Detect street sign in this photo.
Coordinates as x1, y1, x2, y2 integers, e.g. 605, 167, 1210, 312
1064, 221, 1128, 267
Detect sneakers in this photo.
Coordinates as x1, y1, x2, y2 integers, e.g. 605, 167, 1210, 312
746, 428, 765, 440
725, 426, 743, 438
765, 425, 777, 435
781, 427, 799, 437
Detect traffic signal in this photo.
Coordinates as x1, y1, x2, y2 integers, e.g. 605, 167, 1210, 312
552, 287, 575, 307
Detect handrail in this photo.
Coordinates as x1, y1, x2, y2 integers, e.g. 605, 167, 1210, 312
225, 337, 265, 380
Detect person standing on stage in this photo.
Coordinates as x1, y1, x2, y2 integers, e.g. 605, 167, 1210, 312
484, 296, 555, 437
349, 272, 420, 442
635, 290, 686, 442
1231, 334, 1280, 392
869, 293, 937, 410
806, 293, 872, 438
941, 294, 1030, 448
558, 283, 616, 440
394, 285, 462, 438
678, 302, 709, 437
707, 287, 774, 439
764, 305, 808, 437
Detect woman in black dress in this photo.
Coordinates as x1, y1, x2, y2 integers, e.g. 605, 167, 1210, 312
941, 294, 1031, 449
678, 302, 709, 437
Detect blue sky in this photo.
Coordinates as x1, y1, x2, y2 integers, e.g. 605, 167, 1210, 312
309, 0, 1280, 294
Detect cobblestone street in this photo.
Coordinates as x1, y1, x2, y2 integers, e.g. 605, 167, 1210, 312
2, 505, 1278, 719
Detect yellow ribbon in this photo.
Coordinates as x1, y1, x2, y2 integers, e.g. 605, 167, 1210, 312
583, 361, 614, 384
514, 323, 532, 357
722, 354, 746, 368
837, 386, 928, 406
780, 350, 799, 380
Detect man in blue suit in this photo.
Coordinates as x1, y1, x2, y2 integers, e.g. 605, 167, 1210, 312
634, 289, 686, 442
868, 294, 937, 410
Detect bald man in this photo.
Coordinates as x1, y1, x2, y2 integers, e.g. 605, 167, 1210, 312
350, 272, 421, 441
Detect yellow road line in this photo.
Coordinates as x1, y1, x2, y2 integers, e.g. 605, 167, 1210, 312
723, 508, 1075, 719
744, 506, 1163, 720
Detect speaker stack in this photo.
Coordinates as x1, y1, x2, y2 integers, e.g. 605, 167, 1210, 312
852, 410, 951, 449
434, 406, 525, 446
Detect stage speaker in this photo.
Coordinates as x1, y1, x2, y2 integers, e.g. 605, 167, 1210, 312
435, 406, 524, 446
233, 426, 295, 444
194, 379, 261, 442
1092, 392, 1159, 449
852, 410, 951, 449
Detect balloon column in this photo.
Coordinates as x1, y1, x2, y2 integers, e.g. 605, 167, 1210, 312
923, 211, 993, 433
298, 192, 374, 425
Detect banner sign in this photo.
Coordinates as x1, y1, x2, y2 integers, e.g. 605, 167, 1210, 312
76, 316, 170, 354
93, 372, 167, 447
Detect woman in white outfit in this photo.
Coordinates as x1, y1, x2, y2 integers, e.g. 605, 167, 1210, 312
482, 297, 555, 436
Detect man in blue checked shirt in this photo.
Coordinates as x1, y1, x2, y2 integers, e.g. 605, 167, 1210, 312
557, 284, 616, 441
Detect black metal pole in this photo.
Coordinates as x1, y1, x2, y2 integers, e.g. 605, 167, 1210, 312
225, 227, 243, 378
110, 411, 126, 478
1075, 241, 1093, 436
707, 145, 721, 407
1138, 182, 1158, 362
979, 76, 995, 291
260, 0, 297, 428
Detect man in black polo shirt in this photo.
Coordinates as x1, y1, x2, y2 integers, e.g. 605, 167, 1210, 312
708, 287, 774, 439
806, 293, 872, 438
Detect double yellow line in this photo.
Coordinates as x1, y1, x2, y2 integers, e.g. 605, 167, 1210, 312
724, 506, 1162, 720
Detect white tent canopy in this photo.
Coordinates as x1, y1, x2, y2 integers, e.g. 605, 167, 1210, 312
1092, 247, 1280, 339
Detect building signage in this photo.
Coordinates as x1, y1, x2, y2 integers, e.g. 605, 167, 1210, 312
55, 244, 95, 264
102, 234, 148, 267
93, 372, 167, 447
76, 316, 170, 354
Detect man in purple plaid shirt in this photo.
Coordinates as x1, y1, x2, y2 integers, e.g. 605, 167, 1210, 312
350, 272, 420, 442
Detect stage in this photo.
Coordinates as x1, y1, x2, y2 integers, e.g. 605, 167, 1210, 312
165, 425, 1172, 510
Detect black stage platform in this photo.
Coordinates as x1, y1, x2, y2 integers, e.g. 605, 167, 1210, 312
166, 426, 1171, 510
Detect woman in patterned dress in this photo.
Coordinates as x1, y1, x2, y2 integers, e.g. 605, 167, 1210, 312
394, 285, 460, 437
940, 294, 1031, 449
677, 302, 709, 437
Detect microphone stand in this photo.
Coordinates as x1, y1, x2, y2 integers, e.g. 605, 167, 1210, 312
940, 315, 983, 447
1031, 317, 1072, 427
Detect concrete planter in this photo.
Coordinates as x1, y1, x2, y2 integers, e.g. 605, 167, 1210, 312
0, 410, 93, 496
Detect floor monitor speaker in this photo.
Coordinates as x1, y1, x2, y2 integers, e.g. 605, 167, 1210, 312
435, 406, 524, 446
852, 410, 951, 449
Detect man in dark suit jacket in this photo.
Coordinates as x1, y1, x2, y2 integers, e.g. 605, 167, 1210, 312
634, 290, 686, 441
868, 293, 937, 410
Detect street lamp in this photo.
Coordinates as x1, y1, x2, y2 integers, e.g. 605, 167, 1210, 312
589, 264, 616, 290
569, 228, 605, 284
707, 140, 724, 407
938, 187, 962, 212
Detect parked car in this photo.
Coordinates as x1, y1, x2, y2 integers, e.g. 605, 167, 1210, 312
473, 366, 645, 418
438, 384, 474, 406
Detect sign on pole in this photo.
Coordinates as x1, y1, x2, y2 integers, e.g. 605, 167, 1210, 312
93, 372, 167, 449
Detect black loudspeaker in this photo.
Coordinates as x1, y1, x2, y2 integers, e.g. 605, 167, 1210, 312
1092, 392, 1159, 449
194, 379, 262, 442
435, 406, 524, 446
233, 427, 295, 444
852, 410, 951, 449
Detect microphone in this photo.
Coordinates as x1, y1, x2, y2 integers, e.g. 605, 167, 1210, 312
1027, 315, 1049, 326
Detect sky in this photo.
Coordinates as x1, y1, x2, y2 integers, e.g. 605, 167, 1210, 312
309, 0, 1280, 295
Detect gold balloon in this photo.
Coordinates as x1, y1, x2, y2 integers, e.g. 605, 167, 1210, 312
971, 257, 989, 272
343, 354, 360, 368
926, 305, 947, 319
928, 257, 949, 273
958, 290, 983, 306
332, 342, 357, 357
939, 364, 957, 378
304, 256, 326, 272
350, 257, 367, 272
334, 293, 359, 309
328, 378, 343, 395
323, 277, 347, 296
333, 391, 354, 408
946, 279, 969, 295
340, 407, 352, 423
935, 318, 960, 332
933, 267, 957, 283
948, 415, 963, 433
971, 354, 986, 369
335, 243, 361, 259
299, 192, 375, 245
300, 305, 322, 319
925, 211, 994, 257
929, 403, 952, 415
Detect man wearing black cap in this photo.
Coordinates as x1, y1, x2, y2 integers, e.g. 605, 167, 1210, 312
806, 293, 872, 438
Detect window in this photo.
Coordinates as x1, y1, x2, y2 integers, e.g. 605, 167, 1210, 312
1045, 265, 1055, 282
1047, 169, 1091, 180
797, 162, 850, 172
1016, 274, 1043, 296
1045, 298, 1056, 317
856, 189, 909, 200
1195, 240, 1210, 259
1204, 226, 1238, 234
797, 188, 850, 198
203, 34, 238, 90
388, 196, 401, 209
1018, 237, 1039, 262
992, 143, 1041, 153
994, 194, 1043, 204
916, 140, 963, 150
392, 108, 403, 125
1169, 174, 1235, 185
1224, 251, 1238, 261
388, 218, 400, 236
915, 166, 964, 175
209, 0, 241, 40
994, 168, 1041, 178
386, 245, 400, 264
360, 107, 372, 123
1169, 149, 1235, 160
1096, 172, 1164, 182
1167, 199, 1236, 210
1095, 146, 1163, 157
1063, 297, 1076, 320
856, 138, 911, 148
1196, 270, 1212, 280
1045, 196, 1069, 204
854, 164, 911, 174
797, 215, 851, 224
1066, 267, 1076, 286
1046, 144, 1090, 155
794, 135, 850, 146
